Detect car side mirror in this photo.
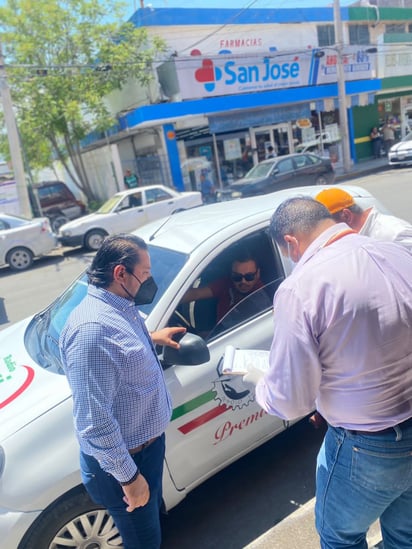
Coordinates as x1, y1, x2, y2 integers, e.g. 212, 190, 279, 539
162, 332, 210, 366
272, 168, 279, 176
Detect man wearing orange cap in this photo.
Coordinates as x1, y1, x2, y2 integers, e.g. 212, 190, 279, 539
316, 187, 412, 251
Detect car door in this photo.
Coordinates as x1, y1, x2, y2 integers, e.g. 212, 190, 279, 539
143, 187, 177, 223
270, 157, 296, 190
162, 230, 290, 491
293, 153, 323, 185
112, 191, 149, 232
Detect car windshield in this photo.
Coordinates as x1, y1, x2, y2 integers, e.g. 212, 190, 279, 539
24, 245, 188, 374
243, 161, 275, 179
402, 132, 412, 142
97, 195, 123, 214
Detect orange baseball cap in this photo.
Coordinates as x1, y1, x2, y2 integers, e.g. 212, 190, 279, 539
315, 188, 355, 214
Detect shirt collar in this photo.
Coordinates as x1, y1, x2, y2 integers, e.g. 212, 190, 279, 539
296, 222, 351, 270
88, 285, 136, 312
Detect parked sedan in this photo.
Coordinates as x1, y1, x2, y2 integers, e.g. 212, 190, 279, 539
0, 185, 384, 548
388, 132, 412, 166
58, 185, 202, 250
219, 153, 335, 200
0, 213, 57, 271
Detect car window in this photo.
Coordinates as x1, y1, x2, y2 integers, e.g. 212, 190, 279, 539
243, 162, 275, 179
0, 219, 10, 230
208, 278, 283, 340
145, 188, 173, 204
276, 158, 294, 174
171, 230, 284, 341
294, 155, 311, 169
118, 193, 142, 210
305, 153, 321, 165
37, 183, 72, 202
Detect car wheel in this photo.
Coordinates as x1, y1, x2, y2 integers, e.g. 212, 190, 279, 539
50, 215, 69, 233
18, 487, 122, 549
84, 229, 108, 251
6, 247, 34, 271
315, 175, 328, 185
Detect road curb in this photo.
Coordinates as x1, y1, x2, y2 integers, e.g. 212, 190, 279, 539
334, 161, 390, 182
244, 497, 382, 549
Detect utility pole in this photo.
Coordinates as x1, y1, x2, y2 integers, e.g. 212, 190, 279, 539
0, 42, 32, 218
334, 0, 351, 174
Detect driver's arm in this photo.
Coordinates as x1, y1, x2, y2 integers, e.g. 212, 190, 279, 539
181, 285, 214, 303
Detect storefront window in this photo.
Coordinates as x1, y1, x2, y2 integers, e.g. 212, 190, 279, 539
178, 130, 253, 189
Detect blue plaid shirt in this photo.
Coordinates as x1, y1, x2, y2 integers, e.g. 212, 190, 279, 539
60, 285, 172, 483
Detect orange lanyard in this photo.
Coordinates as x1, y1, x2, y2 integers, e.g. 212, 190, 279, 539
320, 228, 357, 249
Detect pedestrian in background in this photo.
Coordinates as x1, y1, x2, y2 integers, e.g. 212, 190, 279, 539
200, 172, 216, 204
244, 197, 412, 549
60, 234, 185, 549
316, 187, 412, 251
370, 126, 382, 158
124, 169, 139, 189
266, 145, 276, 159
382, 122, 395, 155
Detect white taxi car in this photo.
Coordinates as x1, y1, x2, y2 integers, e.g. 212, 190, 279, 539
0, 185, 384, 548
0, 213, 57, 271
58, 184, 202, 251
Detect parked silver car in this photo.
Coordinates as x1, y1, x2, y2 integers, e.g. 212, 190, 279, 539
0, 213, 57, 271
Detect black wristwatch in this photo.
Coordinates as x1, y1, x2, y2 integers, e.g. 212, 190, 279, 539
120, 469, 140, 486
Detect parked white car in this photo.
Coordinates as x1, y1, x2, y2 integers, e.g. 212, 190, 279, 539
388, 131, 412, 166
58, 184, 202, 250
0, 185, 386, 548
0, 213, 57, 271
295, 131, 338, 154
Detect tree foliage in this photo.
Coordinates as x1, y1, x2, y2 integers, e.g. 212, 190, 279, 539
0, 0, 165, 201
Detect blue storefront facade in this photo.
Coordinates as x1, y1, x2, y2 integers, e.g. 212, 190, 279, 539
82, 5, 397, 194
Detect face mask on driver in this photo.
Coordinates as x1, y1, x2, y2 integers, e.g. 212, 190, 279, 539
134, 276, 158, 306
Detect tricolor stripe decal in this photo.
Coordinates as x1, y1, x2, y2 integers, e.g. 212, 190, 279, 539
171, 389, 230, 434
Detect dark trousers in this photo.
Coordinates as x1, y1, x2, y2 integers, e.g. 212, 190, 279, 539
80, 434, 165, 549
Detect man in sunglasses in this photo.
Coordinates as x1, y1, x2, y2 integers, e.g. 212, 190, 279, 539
183, 250, 266, 322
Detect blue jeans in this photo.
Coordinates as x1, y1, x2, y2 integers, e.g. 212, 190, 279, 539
315, 421, 412, 549
80, 434, 165, 549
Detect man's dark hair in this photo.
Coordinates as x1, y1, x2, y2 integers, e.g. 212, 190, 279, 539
230, 246, 258, 267
87, 234, 148, 288
270, 196, 332, 246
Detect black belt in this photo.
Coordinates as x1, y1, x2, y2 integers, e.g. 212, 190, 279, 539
129, 436, 159, 455
348, 415, 412, 436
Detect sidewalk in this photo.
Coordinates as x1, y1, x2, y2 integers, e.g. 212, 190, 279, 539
334, 155, 389, 182
244, 498, 383, 549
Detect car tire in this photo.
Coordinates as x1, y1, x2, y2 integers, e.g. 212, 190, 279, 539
84, 229, 108, 251
6, 247, 34, 271
315, 175, 328, 185
50, 215, 69, 233
18, 487, 122, 549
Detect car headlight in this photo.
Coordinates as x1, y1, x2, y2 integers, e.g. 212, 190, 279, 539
231, 191, 243, 199
60, 229, 72, 237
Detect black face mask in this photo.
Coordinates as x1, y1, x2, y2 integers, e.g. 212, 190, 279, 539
133, 276, 158, 306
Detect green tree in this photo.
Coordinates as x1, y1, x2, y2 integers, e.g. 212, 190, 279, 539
0, 0, 165, 202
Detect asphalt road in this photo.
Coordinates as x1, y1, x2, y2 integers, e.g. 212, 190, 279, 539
0, 167, 411, 547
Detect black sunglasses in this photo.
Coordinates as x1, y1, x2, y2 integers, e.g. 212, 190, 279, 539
231, 271, 257, 283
